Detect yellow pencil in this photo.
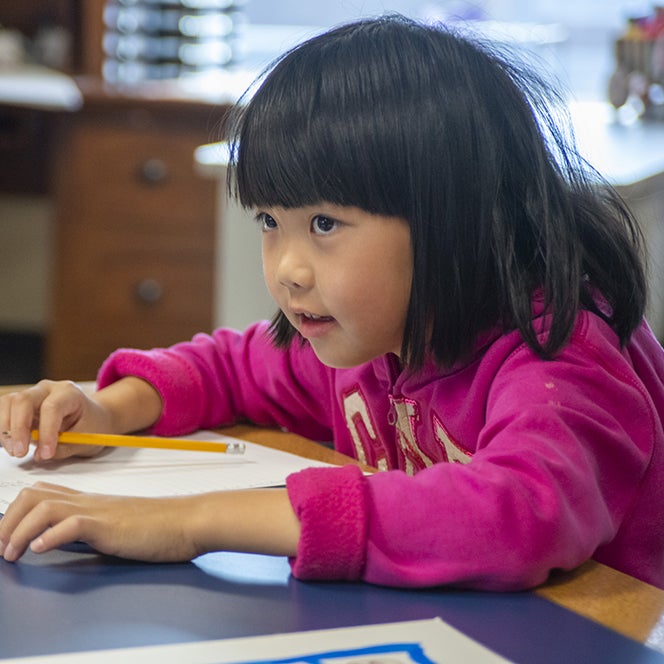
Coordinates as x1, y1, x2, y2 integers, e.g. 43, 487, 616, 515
30, 430, 246, 454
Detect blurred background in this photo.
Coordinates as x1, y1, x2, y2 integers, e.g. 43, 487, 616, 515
1, 1, 663, 384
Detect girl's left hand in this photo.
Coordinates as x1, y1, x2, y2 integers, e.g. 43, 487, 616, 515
0, 482, 202, 563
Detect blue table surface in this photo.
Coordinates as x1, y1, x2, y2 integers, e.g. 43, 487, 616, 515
0, 546, 662, 663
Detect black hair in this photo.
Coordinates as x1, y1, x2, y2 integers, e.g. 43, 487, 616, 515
225, 14, 646, 369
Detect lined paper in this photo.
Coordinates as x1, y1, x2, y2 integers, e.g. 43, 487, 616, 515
0, 431, 333, 513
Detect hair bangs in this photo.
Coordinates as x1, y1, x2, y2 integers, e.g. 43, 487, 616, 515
226, 18, 420, 216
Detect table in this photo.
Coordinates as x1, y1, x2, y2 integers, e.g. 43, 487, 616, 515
1, 385, 663, 662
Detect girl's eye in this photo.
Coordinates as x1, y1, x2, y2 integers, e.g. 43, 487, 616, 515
256, 212, 277, 231
312, 215, 338, 235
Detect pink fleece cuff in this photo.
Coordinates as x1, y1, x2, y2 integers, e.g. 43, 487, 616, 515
286, 464, 368, 581
97, 348, 205, 436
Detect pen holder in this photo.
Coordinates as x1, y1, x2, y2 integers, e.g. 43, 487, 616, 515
608, 9, 664, 120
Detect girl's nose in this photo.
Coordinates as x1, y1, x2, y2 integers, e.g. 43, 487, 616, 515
276, 248, 314, 290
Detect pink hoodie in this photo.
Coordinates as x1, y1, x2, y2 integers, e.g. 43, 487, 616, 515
98, 310, 664, 590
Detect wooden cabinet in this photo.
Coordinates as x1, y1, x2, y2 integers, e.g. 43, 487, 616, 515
1, 3, 239, 382
0, 1, 104, 76
0, 2, 103, 196
46, 89, 226, 379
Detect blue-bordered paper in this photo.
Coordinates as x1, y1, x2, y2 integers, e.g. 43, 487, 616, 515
0, 619, 512, 663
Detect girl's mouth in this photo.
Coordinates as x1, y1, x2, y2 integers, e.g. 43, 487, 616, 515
297, 312, 336, 337
303, 312, 332, 321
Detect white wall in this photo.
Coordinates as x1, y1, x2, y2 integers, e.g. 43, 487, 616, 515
0, 196, 53, 332
214, 176, 275, 331
195, 145, 275, 331
244, 0, 640, 29
240, 1, 643, 102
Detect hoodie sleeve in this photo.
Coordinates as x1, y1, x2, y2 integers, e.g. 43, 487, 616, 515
97, 321, 334, 441
286, 465, 369, 580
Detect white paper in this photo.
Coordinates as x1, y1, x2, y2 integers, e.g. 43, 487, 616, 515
0, 618, 513, 663
0, 431, 333, 513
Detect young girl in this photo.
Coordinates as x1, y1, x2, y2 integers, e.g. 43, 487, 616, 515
1, 15, 663, 591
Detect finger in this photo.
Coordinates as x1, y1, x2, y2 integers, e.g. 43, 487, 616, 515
2, 383, 54, 457
32, 384, 68, 460
0, 392, 35, 457
29, 515, 92, 555
1, 426, 14, 456
40, 443, 105, 462
0, 392, 14, 451
0, 488, 83, 562
0, 486, 47, 560
34, 381, 86, 460
0, 482, 80, 538
32, 439, 105, 463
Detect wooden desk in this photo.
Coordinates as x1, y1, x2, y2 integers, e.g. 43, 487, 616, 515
1, 384, 663, 655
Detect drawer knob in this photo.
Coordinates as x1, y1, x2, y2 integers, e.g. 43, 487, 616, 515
138, 158, 168, 184
134, 278, 163, 305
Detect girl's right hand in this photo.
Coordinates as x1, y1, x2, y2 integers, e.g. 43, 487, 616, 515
0, 380, 111, 462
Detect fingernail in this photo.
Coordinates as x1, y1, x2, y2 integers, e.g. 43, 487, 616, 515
31, 537, 46, 553
3, 543, 17, 561
13, 443, 28, 459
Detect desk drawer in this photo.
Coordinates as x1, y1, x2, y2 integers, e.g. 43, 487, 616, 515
90, 238, 213, 326
48, 239, 214, 380
57, 121, 216, 234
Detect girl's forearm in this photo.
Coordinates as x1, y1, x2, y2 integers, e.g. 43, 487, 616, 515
0, 484, 300, 563
189, 488, 301, 557
93, 376, 163, 434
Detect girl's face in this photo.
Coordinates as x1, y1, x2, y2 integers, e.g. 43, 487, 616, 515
259, 204, 413, 368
